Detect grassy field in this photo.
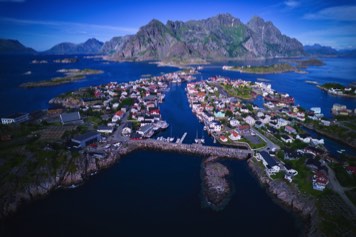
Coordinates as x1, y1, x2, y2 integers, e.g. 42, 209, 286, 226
332, 164, 356, 187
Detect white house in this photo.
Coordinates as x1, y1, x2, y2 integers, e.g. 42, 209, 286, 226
244, 116, 256, 126
97, 125, 114, 134
258, 151, 280, 175
281, 135, 294, 143
229, 119, 240, 127
210, 122, 222, 132
277, 118, 289, 127
297, 134, 311, 143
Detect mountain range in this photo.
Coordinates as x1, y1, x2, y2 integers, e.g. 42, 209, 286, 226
0, 14, 354, 62
43, 38, 104, 55
104, 14, 304, 63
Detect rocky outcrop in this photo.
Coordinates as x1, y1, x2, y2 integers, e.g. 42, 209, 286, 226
247, 158, 324, 237
0, 146, 128, 219
107, 14, 304, 63
201, 160, 232, 210
49, 96, 85, 109
247, 158, 315, 216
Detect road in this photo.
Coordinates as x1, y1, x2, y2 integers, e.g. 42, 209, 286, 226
109, 112, 130, 143
326, 163, 356, 215
251, 127, 280, 152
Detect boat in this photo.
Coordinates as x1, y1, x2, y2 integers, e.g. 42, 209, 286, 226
168, 126, 174, 142
337, 149, 346, 154
213, 137, 216, 144
195, 130, 200, 143
201, 132, 205, 144
305, 80, 319, 85
23, 71, 32, 75
156, 120, 169, 129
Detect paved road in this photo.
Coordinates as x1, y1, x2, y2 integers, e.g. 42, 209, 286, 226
109, 112, 130, 143
251, 127, 280, 152
326, 163, 356, 215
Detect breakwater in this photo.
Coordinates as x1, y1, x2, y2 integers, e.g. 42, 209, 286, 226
128, 139, 252, 160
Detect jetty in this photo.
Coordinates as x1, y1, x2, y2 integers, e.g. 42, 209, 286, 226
128, 139, 252, 160
178, 132, 187, 144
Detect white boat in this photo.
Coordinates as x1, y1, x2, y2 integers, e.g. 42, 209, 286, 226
169, 137, 174, 142
337, 149, 346, 154
157, 120, 169, 129
213, 137, 216, 143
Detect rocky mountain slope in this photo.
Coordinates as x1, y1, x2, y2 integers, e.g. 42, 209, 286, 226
0, 39, 37, 55
106, 14, 304, 63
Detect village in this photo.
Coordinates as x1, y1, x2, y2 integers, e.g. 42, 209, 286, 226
185, 76, 356, 195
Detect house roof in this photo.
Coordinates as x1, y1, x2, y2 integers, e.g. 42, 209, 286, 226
60, 112, 81, 123
260, 151, 278, 167
72, 131, 100, 142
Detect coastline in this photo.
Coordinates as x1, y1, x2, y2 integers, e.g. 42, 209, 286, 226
223, 67, 300, 74
246, 157, 320, 236
317, 85, 356, 99
303, 123, 356, 149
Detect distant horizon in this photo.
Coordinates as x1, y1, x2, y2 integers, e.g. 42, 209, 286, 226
1, 0, 355, 51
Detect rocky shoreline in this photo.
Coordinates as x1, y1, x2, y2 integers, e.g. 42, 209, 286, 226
247, 157, 323, 237
201, 159, 232, 211
303, 123, 356, 149
0, 144, 134, 219
49, 96, 85, 108
317, 85, 356, 99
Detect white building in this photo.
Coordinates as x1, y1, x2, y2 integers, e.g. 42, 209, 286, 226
244, 116, 256, 126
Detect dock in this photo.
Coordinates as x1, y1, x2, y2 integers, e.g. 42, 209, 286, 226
178, 132, 187, 144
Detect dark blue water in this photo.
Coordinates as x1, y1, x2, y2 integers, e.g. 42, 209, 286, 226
1, 151, 303, 237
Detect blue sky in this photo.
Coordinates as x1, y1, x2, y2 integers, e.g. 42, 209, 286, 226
0, 0, 355, 51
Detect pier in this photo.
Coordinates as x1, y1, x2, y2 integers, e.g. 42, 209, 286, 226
178, 132, 187, 144
128, 139, 252, 160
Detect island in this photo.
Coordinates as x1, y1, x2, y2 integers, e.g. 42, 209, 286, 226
20, 69, 104, 88
201, 161, 231, 210
296, 58, 324, 68
53, 58, 78, 63
317, 83, 356, 98
31, 59, 48, 64
222, 63, 300, 74
222, 59, 324, 74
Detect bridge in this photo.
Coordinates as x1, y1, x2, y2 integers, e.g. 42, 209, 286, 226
127, 139, 253, 160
